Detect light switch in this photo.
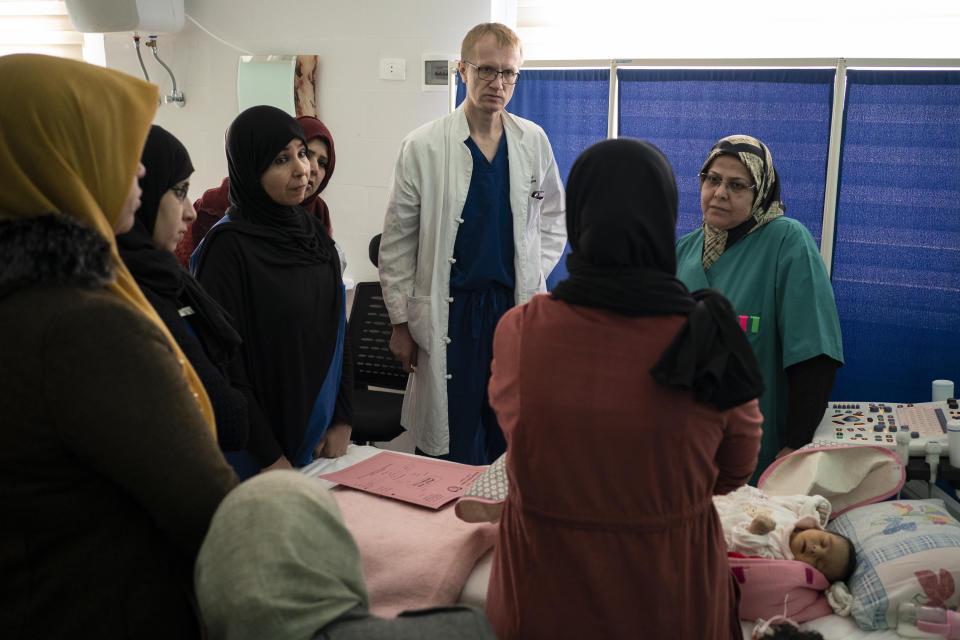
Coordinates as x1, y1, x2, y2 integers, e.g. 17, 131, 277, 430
379, 58, 406, 81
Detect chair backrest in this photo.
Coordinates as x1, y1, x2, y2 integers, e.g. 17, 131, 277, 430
348, 281, 409, 391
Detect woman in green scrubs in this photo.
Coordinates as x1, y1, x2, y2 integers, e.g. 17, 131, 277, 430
675, 135, 843, 481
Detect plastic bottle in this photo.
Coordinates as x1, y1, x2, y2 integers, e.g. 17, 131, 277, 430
898, 603, 960, 639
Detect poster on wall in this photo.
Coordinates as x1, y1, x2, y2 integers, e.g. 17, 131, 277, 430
295, 55, 319, 117
237, 54, 320, 117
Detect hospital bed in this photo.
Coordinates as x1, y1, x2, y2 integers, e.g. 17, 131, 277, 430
301, 445, 494, 617
301, 444, 960, 639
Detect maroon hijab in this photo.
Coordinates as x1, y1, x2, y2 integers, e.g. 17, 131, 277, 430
297, 116, 336, 236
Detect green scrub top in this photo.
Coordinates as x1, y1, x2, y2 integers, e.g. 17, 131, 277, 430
676, 216, 843, 480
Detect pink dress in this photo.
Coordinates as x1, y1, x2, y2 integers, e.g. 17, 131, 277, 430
485, 294, 763, 639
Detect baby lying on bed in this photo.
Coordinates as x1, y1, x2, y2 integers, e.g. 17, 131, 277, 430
714, 485, 856, 583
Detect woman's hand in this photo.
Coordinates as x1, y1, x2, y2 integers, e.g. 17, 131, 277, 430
313, 423, 352, 459
389, 323, 419, 373
775, 446, 796, 459
261, 456, 293, 473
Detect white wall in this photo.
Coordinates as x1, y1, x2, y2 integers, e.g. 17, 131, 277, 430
518, 0, 960, 60
103, 0, 491, 284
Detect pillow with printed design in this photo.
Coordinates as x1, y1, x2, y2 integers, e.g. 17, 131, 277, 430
827, 498, 960, 631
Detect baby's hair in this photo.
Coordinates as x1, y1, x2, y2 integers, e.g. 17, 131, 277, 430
837, 532, 857, 581
762, 623, 826, 639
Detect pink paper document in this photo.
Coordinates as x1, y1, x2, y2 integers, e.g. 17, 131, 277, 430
316, 451, 485, 509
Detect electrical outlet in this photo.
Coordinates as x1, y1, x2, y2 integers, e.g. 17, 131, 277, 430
379, 58, 406, 81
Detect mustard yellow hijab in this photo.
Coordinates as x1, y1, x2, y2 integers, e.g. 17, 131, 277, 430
0, 54, 216, 436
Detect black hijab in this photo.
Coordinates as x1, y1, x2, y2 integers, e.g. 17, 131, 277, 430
552, 138, 764, 410
192, 106, 346, 462
552, 138, 693, 315
117, 125, 241, 371
209, 105, 334, 267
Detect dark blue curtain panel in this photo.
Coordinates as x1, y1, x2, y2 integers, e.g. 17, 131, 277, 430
617, 69, 835, 242
831, 70, 960, 401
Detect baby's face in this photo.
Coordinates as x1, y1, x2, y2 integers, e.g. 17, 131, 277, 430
789, 528, 851, 582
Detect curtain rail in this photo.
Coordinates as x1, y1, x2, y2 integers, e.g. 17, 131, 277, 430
519, 58, 960, 69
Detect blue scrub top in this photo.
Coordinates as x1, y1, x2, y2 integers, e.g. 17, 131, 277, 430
451, 133, 515, 291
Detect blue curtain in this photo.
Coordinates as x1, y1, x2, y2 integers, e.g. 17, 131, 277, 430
449, 64, 960, 405
617, 69, 836, 242
457, 69, 610, 287
830, 70, 960, 402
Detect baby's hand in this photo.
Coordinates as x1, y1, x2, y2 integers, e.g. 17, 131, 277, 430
748, 515, 776, 535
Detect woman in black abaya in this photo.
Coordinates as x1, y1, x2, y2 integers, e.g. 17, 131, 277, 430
117, 125, 248, 453
193, 106, 352, 478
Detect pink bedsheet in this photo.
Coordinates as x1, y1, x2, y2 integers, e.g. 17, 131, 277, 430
331, 486, 497, 617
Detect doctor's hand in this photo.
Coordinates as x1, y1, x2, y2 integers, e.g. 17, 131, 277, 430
389, 323, 419, 373
314, 423, 352, 459
775, 446, 796, 459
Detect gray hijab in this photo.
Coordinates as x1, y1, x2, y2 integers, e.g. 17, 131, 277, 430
195, 471, 368, 640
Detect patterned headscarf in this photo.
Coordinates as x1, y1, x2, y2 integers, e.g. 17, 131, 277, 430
0, 54, 217, 436
700, 135, 785, 270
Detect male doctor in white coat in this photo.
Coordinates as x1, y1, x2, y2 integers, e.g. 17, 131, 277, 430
379, 22, 566, 465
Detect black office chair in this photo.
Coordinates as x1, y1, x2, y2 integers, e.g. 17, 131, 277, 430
347, 239, 408, 445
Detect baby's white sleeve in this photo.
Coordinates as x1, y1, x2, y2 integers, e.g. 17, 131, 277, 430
728, 527, 784, 559
715, 485, 786, 558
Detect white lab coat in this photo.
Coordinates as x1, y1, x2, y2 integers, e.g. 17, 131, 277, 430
379, 104, 566, 455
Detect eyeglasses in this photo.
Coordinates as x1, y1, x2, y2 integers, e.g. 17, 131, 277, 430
169, 183, 189, 201
462, 60, 519, 85
698, 172, 756, 195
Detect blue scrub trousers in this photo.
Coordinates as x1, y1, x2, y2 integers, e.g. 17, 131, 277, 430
416, 286, 512, 465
